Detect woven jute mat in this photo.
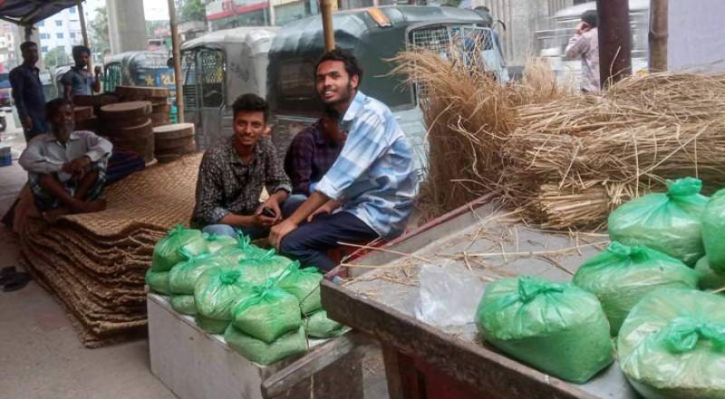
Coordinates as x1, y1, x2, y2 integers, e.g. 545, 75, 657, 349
61, 153, 201, 237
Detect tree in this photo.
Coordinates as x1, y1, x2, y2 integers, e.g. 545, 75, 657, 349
44, 46, 72, 68
89, 6, 110, 54
177, 0, 206, 24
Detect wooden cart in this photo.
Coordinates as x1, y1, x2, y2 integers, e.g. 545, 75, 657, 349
321, 198, 641, 399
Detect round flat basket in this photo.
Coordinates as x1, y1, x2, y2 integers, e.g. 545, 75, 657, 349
153, 123, 195, 140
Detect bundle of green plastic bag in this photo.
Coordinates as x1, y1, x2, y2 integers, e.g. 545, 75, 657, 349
276, 262, 323, 315
214, 235, 270, 264
152, 225, 208, 271
231, 283, 301, 343
618, 288, 725, 399
224, 325, 307, 365
171, 295, 196, 315
695, 257, 725, 291
476, 276, 613, 383
194, 268, 254, 334
608, 178, 708, 266
169, 251, 229, 295
573, 242, 699, 335
701, 190, 725, 273
203, 233, 238, 254
146, 269, 171, 295
305, 310, 347, 338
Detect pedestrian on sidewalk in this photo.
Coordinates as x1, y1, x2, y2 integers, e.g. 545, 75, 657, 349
9, 41, 48, 142
565, 9, 600, 93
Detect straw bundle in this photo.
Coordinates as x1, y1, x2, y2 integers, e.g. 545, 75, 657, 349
506, 73, 725, 228
396, 46, 725, 229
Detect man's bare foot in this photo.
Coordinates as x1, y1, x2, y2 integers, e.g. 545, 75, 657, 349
73, 199, 107, 214
42, 207, 71, 224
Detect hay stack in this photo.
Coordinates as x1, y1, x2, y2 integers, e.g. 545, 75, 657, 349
397, 47, 725, 229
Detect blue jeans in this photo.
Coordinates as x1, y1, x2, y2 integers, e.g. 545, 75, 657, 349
202, 194, 309, 239
279, 211, 378, 272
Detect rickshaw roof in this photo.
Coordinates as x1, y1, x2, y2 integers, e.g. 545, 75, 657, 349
103, 51, 170, 68
181, 27, 279, 51
275, 5, 486, 48
554, 0, 649, 19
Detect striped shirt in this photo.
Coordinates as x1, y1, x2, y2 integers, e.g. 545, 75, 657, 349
315, 91, 418, 240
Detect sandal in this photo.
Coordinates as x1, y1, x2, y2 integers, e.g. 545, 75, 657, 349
2, 272, 30, 292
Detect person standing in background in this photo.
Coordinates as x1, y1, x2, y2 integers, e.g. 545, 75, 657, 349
10, 42, 47, 142
61, 45, 102, 100
565, 9, 600, 93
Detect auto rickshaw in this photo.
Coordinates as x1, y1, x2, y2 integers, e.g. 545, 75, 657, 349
180, 27, 279, 149
266, 5, 507, 173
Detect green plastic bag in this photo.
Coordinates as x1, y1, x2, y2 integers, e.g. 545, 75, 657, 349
194, 268, 255, 334
608, 178, 708, 266
235, 253, 294, 286
146, 269, 171, 295
168, 251, 229, 295
476, 276, 614, 383
224, 325, 307, 365
152, 225, 208, 271
702, 190, 725, 273
573, 242, 699, 335
618, 288, 725, 399
171, 295, 196, 315
305, 310, 347, 338
195, 314, 231, 334
696, 257, 725, 291
214, 235, 270, 264
276, 262, 323, 315
231, 284, 301, 343
203, 233, 238, 254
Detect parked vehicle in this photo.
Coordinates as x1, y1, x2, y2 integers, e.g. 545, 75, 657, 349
180, 27, 279, 149
266, 5, 506, 173
103, 51, 176, 94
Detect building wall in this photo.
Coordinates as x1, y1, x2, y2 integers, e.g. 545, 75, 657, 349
473, 0, 574, 66
36, 7, 85, 63
0, 21, 19, 72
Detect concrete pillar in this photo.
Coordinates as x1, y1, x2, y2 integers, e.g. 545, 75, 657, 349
107, 0, 147, 53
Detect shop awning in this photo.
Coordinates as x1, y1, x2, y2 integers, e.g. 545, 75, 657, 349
0, 0, 80, 26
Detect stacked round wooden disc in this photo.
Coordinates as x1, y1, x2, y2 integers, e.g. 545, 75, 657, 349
100, 101, 155, 164
115, 86, 171, 128
153, 123, 196, 163
73, 106, 99, 133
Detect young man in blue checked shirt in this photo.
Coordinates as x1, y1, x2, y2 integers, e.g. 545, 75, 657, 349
270, 49, 418, 272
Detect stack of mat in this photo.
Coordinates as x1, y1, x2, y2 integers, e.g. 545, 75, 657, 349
115, 86, 171, 128
19, 154, 202, 347
73, 94, 121, 133
100, 101, 155, 164
153, 123, 196, 163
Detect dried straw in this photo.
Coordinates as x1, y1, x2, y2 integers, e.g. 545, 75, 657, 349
395, 46, 725, 229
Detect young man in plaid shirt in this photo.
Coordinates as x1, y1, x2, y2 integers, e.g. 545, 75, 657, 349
270, 49, 418, 272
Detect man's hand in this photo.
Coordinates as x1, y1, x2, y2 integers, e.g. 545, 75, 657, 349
251, 213, 277, 227
307, 200, 341, 222
575, 21, 590, 35
94, 66, 102, 76
21, 116, 32, 131
62, 156, 91, 176
270, 219, 298, 250
257, 195, 283, 224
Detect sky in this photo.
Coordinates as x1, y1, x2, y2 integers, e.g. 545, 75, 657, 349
85, 0, 170, 21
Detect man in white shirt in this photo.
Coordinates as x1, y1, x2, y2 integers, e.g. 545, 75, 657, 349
19, 98, 113, 222
565, 10, 600, 93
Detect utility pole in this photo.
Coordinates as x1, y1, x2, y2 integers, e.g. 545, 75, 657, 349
596, 0, 632, 88
321, 0, 335, 51
168, 0, 184, 123
649, 0, 668, 71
